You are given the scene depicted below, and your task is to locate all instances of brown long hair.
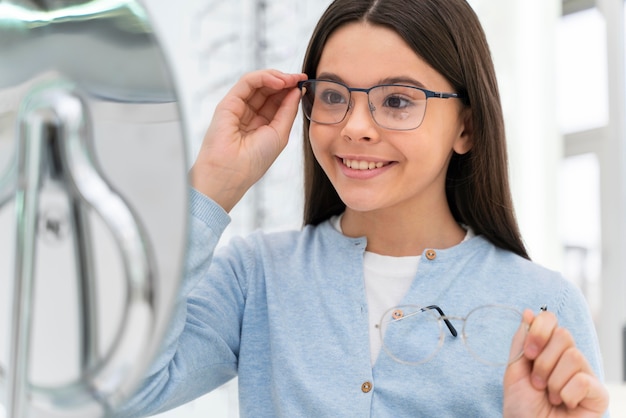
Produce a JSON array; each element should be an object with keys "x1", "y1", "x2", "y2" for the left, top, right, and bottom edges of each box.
[{"x1": 301, "y1": 0, "x2": 529, "y2": 259}]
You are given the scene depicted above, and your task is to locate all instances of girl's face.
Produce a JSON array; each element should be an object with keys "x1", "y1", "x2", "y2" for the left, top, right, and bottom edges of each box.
[{"x1": 310, "y1": 22, "x2": 472, "y2": 217}]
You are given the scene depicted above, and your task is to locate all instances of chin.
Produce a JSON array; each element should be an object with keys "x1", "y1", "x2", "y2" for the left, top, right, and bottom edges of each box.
[{"x1": 340, "y1": 197, "x2": 387, "y2": 214}]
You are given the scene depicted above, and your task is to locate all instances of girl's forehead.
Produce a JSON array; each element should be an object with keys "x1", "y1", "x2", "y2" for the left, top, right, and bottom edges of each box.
[
  {"x1": 320, "y1": 22, "x2": 415, "y2": 62},
  {"x1": 317, "y1": 22, "x2": 451, "y2": 91}
]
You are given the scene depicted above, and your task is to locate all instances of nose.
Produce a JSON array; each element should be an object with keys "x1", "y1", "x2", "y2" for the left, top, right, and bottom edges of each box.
[{"x1": 341, "y1": 92, "x2": 380, "y2": 142}]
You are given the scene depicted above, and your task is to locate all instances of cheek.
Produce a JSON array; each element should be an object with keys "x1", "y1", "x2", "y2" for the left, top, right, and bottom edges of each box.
[
  {"x1": 309, "y1": 124, "x2": 327, "y2": 145},
  {"x1": 422, "y1": 106, "x2": 466, "y2": 148},
  {"x1": 308, "y1": 125, "x2": 335, "y2": 164},
  {"x1": 412, "y1": 121, "x2": 462, "y2": 158}
]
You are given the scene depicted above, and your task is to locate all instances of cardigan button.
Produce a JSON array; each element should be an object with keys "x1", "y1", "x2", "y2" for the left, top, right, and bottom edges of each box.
[
  {"x1": 361, "y1": 381, "x2": 373, "y2": 393},
  {"x1": 425, "y1": 249, "x2": 437, "y2": 260}
]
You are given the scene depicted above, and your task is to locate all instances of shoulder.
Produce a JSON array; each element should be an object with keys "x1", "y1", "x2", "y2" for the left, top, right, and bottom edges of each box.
[
  {"x1": 217, "y1": 219, "x2": 363, "y2": 266},
  {"x1": 469, "y1": 236, "x2": 560, "y2": 278},
  {"x1": 451, "y1": 237, "x2": 599, "y2": 354},
  {"x1": 454, "y1": 236, "x2": 575, "y2": 308},
  {"x1": 212, "y1": 220, "x2": 365, "y2": 298},
  {"x1": 235, "y1": 219, "x2": 363, "y2": 255}
]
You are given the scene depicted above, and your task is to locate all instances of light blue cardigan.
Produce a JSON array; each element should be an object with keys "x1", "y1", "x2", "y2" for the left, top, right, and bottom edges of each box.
[{"x1": 115, "y1": 189, "x2": 605, "y2": 417}]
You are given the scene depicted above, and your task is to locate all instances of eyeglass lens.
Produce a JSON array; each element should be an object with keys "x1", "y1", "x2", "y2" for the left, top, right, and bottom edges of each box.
[
  {"x1": 300, "y1": 80, "x2": 428, "y2": 130},
  {"x1": 462, "y1": 305, "x2": 524, "y2": 366},
  {"x1": 380, "y1": 305, "x2": 525, "y2": 366}
]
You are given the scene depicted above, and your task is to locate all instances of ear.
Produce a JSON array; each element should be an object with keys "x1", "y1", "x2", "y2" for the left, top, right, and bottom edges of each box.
[{"x1": 453, "y1": 108, "x2": 473, "y2": 155}]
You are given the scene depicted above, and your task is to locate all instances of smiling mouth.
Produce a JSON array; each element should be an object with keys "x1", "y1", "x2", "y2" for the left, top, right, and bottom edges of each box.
[{"x1": 342, "y1": 158, "x2": 390, "y2": 170}]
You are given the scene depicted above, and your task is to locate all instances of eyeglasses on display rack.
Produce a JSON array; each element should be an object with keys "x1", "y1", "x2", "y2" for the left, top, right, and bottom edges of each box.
[
  {"x1": 298, "y1": 79, "x2": 465, "y2": 131},
  {"x1": 378, "y1": 304, "x2": 532, "y2": 367}
]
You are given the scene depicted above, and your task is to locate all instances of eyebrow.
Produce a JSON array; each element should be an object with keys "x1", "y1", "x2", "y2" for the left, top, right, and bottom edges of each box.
[{"x1": 316, "y1": 72, "x2": 428, "y2": 89}]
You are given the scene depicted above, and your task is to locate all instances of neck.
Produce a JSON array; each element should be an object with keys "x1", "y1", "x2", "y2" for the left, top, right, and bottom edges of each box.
[{"x1": 341, "y1": 205, "x2": 466, "y2": 257}]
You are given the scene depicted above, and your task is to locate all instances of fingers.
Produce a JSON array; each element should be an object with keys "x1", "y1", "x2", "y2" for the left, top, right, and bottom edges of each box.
[
  {"x1": 523, "y1": 309, "x2": 558, "y2": 361},
  {"x1": 191, "y1": 70, "x2": 307, "y2": 211},
  {"x1": 525, "y1": 311, "x2": 577, "y2": 391},
  {"x1": 244, "y1": 70, "x2": 306, "y2": 114},
  {"x1": 559, "y1": 370, "x2": 610, "y2": 412},
  {"x1": 269, "y1": 86, "x2": 306, "y2": 141},
  {"x1": 543, "y1": 344, "x2": 584, "y2": 405},
  {"x1": 524, "y1": 310, "x2": 608, "y2": 412},
  {"x1": 507, "y1": 315, "x2": 529, "y2": 364},
  {"x1": 502, "y1": 310, "x2": 535, "y2": 389},
  {"x1": 217, "y1": 70, "x2": 307, "y2": 142},
  {"x1": 234, "y1": 69, "x2": 305, "y2": 100},
  {"x1": 226, "y1": 70, "x2": 307, "y2": 119},
  {"x1": 239, "y1": 87, "x2": 294, "y2": 134}
]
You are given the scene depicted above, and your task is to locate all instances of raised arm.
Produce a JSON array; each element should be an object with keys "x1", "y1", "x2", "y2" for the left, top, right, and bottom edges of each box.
[{"x1": 191, "y1": 69, "x2": 307, "y2": 212}]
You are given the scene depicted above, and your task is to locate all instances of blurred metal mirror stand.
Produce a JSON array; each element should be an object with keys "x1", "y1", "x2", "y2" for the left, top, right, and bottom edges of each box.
[{"x1": 0, "y1": 1, "x2": 188, "y2": 417}]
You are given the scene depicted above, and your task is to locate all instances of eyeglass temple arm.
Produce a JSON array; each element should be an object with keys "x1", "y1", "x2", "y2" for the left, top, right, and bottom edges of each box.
[{"x1": 424, "y1": 305, "x2": 458, "y2": 337}]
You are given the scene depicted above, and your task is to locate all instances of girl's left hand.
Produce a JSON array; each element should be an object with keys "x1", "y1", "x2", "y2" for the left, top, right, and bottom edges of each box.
[{"x1": 503, "y1": 309, "x2": 609, "y2": 417}]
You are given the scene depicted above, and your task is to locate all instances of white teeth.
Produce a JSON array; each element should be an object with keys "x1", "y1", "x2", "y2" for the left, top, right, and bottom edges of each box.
[{"x1": 342, "y1": 159, "x2": 386, "y2": 170}]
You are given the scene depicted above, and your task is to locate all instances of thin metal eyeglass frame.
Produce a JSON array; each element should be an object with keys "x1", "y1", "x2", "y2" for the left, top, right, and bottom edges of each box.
[
  {"x1": 297, "y1": 79, "x2": 466, "y2": 131},
  {"x1": 378, "y1": 304, "x2": 527, "y2": 367}
]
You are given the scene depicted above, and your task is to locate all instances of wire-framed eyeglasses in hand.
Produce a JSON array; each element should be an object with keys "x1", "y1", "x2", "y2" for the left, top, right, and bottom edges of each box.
[
  {"x1": 378, "y1": 304, "x2": 528, "y2": 367},
  {"x1": 298, "y1": 79, "x2": 465, "y2": 131}
]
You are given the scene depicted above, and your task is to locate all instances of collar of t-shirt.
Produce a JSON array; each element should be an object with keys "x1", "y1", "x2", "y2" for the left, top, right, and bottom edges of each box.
[{"x1": 329, "y1": 214, "x2": 473, "y2": 365}]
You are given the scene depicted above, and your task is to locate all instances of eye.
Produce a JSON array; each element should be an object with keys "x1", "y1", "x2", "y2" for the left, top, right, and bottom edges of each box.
[
  {"x1": 319, "y1": 89, "x2": 348, "y2": 105},
  {"x1": 382, "y1": 95, "x2": 413, "y2": 109}
]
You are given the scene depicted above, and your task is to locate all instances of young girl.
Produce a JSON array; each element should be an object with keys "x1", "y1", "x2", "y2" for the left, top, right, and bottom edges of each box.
[{"x1": 117, "y1": 0, "x2": 609, "y2": 416}]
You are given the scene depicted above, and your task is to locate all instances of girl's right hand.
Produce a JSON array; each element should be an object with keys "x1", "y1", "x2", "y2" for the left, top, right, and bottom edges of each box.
[{"x1": 190, "y1": 69, "x2": 307, "y2": 212}]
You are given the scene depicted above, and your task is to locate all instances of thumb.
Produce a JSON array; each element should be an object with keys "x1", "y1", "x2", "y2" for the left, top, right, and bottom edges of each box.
[
  {"x1": 269, "y1": 86, "x2": 303, "y2": 146},
  {"x1": 503, "y1": 310, "x2": 534, "y2": 387}
]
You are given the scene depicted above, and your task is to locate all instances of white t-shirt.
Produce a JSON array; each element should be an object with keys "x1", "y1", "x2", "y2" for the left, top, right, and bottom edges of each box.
[{"x1": 330, "y1": 214, "x2": 472, "y2": 365}]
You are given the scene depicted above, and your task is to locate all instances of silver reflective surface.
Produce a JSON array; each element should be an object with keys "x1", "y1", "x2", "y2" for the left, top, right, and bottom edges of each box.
[{"x1": 0, "y1": 1, "x2": 188, "y2": 417}]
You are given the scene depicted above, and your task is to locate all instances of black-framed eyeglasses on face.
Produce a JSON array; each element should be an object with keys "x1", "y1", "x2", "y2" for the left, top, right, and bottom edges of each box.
[{"x1": 298, "y1": 79, "x2": 465, "y2": 131}]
